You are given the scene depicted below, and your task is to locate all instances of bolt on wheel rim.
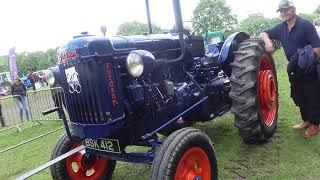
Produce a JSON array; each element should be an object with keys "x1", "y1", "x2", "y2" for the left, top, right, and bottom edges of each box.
[
  {"x1": 175, "y1": 147, "x2": 211, "y2": 180},
  {"x1": 258, "y1": 55, "x2": 277, "y2": 127},
  {"x1": 66, "y1": 142, "x2": 108, "y2": 180}
]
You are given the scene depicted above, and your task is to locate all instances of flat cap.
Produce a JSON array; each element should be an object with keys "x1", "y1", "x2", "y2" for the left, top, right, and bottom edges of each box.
[{"x1": 276, "y1": 0, "x2": 294, "y2": 12}]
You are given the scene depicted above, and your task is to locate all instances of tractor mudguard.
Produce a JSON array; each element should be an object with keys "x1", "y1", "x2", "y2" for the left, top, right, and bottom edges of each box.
[{"x1": 217, "y1": 32, "x2": 250, "y2": 65}]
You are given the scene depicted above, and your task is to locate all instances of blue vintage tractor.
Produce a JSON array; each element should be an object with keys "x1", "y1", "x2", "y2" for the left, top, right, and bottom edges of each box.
[{"x1": 46, "y1": 0, "x2": 279, "y2": 179}]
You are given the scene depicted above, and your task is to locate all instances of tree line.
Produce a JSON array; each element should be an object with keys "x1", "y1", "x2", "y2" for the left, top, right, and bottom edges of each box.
[
  {"x1": 0, "y1": 48, "x2": 59, "y2": 76},
  {"x1": 0, "y1": 0, "x2": 319, "y2": 76}
]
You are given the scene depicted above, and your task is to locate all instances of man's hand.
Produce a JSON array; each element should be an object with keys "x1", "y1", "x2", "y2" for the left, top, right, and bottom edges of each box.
[
  {"x1": 265, "y1": 40, "x2": 275, "y2": 53},
  {"x1": 260, "y1": 32, "x2": 275, "y2": 53},
  {"x1": 314, "y1": 47, "x2": 320, "y2": 62}
]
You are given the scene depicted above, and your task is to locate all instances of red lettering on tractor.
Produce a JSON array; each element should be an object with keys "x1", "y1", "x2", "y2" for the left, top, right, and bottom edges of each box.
[
  {"x1": 105, "y1": 63, "x2": 119, "y2": 107},
  {"x1": 58, "y1": 49, "x2": 79, "y2": 62}
]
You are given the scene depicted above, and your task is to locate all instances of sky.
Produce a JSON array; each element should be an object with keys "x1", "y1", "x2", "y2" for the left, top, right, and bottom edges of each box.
[{"x1": 0, "y1": 0, "x2": 319, "y2": 56}]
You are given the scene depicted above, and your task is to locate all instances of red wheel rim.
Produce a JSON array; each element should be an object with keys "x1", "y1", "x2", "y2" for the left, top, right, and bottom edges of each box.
[
  {"x1": 258, "y1": 55, "x2": 277, "y2": 127},
  {"x1": 175, "y1": 147, "x2": 211, "y2": 180},
  {"x1": 66, "y1": 142, "x2": 108, "y2": 180}
]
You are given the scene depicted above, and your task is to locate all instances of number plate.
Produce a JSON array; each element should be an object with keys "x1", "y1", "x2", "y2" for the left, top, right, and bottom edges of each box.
[{"x1": 83, "y1": 138, "x2": 121, "y2": 154}]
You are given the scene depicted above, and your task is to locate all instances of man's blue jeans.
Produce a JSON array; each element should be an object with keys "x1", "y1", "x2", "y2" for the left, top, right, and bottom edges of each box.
[{"x1": 15, "y1": 96, "x2": 30, "y2": 122}]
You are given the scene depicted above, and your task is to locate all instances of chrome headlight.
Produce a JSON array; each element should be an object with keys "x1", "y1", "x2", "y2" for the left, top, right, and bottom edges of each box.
[
  {"x1": 45, "y1": 69, "x2": 55, "y2": 86},
  {"x1": 126, "y1": 50, "x2": 156, "y2": 78},
  {"x1": 126, "y1": 52, "x2": 144, "y2": 77}
]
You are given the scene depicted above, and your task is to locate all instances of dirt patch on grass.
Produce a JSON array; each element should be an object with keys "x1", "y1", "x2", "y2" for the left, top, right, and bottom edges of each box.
[{"x1": 224, "y1": 129, "x2": 283, "y2": 179}]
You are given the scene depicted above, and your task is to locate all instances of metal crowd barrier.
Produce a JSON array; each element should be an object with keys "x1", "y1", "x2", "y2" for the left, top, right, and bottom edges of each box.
[
  {"x1": 27, "y1": 87, "x2": 68, "y2": 122},
  {"x1": 0, "y1": 87, "x2": 68, "y2": 132},
  {"x1": 0, "y1": 86, "x2": 72, "y2": 179},
  {"x1": 0, "y1": 95, "x2": 28, "y2": 132}
]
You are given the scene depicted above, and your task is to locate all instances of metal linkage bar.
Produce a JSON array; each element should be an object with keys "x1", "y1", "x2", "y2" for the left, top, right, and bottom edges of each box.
[
  {"x1": 16, "y1": 145, "x2": 85, "y2": 180},
  {"x1": 0, "y1": 126, "x2": 64, "y2": 154},
  {"x1": 142, "y1": 97, "x2": 208, "y2": 140}
]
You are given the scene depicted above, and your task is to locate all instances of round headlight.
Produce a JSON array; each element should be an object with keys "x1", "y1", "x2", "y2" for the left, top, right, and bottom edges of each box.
[
  {"x1": 45, "y1": 69, "x2": 55, "y2": 86},
  {"x1": 126, "y1": 52, "x2": 144, "y2": 77}
]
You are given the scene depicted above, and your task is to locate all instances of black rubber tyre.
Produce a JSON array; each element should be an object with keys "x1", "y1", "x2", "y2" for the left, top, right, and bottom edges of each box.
[
  {"x1": 151, "y1": 127, "x2": 217, "y2": 180},
  {"x1": 50, "y1": 133, "x2": 116, "y2": 180},
  {"x1": 230, "y1": 39, "x2": 278, "y2": 144}
]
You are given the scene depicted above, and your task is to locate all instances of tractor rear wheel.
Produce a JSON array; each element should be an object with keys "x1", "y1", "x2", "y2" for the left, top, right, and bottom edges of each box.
[
  {"x1": 50, "y1": 133, "x2": 116, "y2": 180},
  {"x1": 230, "y1": 39, "x2": 278, "y2": 144},
  {"x1": 151, "y1": 127, "x2": 217, "y2": 180}
]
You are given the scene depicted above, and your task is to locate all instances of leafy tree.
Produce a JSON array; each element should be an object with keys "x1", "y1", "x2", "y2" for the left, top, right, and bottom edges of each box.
[
  {"x1": 0, "y1": 48, "x2": 60, "y2": 76},
  {"x1": 43, "y1": 48, "x2": 59, "y2": 69},
  {"x1": 299, "y1": 13, "x2": 318, "y2": 22},
  {"x1": 117, "y1": 21, "x2": 162, "y2": 36},
  {"x1": 236, "y1": 15, "x2": 281, "y2": 37},
  {"x1": 315, "y1": 5, "x2": 320, "y2": 14},
  {"x1": 0, "y1": 47, "x2": 58, "y2": 76},
  {"x1": 192, "y1": 0, "x2": 238, "y2": 36},
  {"x1": 0, "y1": 56, "x2": 9, "y2": 72},
  {"x1": 16, "y1": 52, "x2": 40, "y2": 75},
  {"x1": 298, "y1": 5, "x2": 320, "y2": 23}
]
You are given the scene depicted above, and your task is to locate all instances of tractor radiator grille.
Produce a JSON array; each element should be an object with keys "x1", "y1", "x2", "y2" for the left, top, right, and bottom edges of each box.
[{"x1": 60, "y1": 58, "x2": 122, "y2": 124}]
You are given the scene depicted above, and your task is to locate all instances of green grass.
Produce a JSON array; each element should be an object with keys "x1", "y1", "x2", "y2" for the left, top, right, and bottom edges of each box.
[
  {"x1": 0, "y1": 121, "x2": 64, "y2": 180},
  {"x1": 0, "y1": 49, "x2": 319, "y2": 179}
]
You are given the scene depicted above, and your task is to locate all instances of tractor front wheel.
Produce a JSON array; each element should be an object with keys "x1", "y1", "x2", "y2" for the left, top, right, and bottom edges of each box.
[
  {"x1": 50, "y1": 133, "x2": 116, "y2": 180},
  {"x1": 151, "y1": 127, "x2": 217, "y2": 180},
  {"x1": 230, "y1": 39, "x2": 278, "y2": 144}
]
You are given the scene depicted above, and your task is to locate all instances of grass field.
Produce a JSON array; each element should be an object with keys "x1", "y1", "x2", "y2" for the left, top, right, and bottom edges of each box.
[{"x1": 0, "y1": 49, "x2": 319, "y2": 179}]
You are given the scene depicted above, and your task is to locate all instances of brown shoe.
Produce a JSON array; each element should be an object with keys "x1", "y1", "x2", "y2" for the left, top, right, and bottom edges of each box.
[
  {"x1": 293, "y1": 121, "x2": 312, "y2": 130},
  {"x1": 304, "y1": 125, "x2": 320, "y2": 138}
]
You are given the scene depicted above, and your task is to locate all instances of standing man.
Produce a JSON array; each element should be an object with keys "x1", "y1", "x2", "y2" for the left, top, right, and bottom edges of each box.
[
  {"x1": 12, "y1": 76, "x2": 30, "y2": 122},
  {"x1": 28, "y1": 70, "x2": 36, "y2": 91},
  {"x1": 260, "y1": 0, "x2": 320, "y2": 138},
  {"x1": 0, "y1": 97, "x2": 5, "y2": 127}
]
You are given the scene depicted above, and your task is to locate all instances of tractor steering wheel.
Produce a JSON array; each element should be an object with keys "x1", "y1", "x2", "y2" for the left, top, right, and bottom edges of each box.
[{"x1": 184, "y1": 21, "x2": 208, "y2": 44}]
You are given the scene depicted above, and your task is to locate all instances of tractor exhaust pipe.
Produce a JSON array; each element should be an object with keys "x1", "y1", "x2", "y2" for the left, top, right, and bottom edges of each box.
[
  {"x1": 161, "y1": 0, "x2": 186, "y2": 65},
  {"x1": 146, "y1": 0, "x2": 186, "y2": 67},
  {"x1": 145, "y1": 0, "x2": 152, "y2": 34},
  {"x1": 173, "y1": 0, "x2": 184, "y2": 33}
]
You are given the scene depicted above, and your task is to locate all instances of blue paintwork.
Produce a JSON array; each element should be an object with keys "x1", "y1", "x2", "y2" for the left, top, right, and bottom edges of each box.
[
  {"x1": 54, "y1": 30, "x2": 245, "y2": 165},
  {"x1": 84, "y1": 136, "x2": 160, "y2": 164},
  {"x1": 45, "y1": 0, "x2": 255, "y2": 170},
  {"x1": 59, "y1": 58, "x2": 125, "y2": 128},
  {"x1": 48, "y1": 66, "x2": 61, "y2": 85},
  {"x1": 86, "y1": 148, "x2": 156, "y2": 164},
  {"x1": 60, "y1": 34, "x2": 181, "y2": 63},
  {"x1": 217, "y1": 32, "x2": 250, "y2": 65},
  {"x1": 142, "y1": 96, "x2": 208, "y2": 140}
]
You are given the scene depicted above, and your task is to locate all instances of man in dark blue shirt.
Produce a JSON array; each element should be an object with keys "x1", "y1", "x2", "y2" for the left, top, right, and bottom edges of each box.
[{"x1": 260, "y1": 0, "x2": 320, "y2": 138}]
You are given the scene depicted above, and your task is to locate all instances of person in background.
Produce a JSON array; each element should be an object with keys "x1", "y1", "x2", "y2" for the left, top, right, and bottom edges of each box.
[
  {"x1": 27, "y1": 70, "x2": 36, "y2": 91},
  {"x1": 11, "y1": 75, "x2": 30, "y2": 122},
  {"x1": 260, "y1": 0, "x2": 320, "y2": 138},
  {"x1": 314, "y1": 18, "x2": 320, "y2": 37},
  {"x1": 0, "y1": 97, "x2": 5, "y2": 127}
]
